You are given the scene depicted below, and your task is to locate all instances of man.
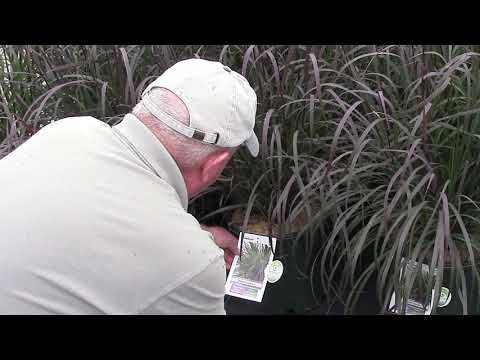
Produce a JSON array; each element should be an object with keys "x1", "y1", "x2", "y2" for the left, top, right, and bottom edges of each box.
[{"x1": 0, "y1": 58, "x2": 259, "y2": 314}]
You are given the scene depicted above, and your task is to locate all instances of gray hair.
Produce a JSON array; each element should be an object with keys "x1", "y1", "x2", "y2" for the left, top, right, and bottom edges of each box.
[{"x1": 132, "y1": 87, "x2": 233, "y2": 169}]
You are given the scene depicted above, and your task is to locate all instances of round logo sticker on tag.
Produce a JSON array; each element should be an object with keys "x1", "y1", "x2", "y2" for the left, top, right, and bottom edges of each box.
[
  {"x1": 438, "y1": 287, "x2": 452, "y2": 308},
  {"x1": 266, "y1": 260, "x2": 284, "y2": 283}
]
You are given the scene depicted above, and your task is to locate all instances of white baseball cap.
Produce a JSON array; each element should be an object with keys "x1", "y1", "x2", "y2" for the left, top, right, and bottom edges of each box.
[{"x1": 140, "y1": 58, "x2": 259, "y2": 157}]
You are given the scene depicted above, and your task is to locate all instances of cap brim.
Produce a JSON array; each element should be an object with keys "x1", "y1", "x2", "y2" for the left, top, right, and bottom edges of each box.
[{"x1": 244, "y1": 133, "x2": 259, "y2": 157}]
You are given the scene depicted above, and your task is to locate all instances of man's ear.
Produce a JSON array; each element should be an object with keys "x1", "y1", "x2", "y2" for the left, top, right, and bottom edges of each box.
[{"x1": 200, "y1": 150, "x2": 231, "y2": 183}]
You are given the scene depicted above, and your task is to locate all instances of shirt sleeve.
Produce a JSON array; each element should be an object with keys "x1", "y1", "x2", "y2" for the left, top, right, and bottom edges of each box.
[{"x1": 139, "y1": 255, "x2": 227, "y2": 315}]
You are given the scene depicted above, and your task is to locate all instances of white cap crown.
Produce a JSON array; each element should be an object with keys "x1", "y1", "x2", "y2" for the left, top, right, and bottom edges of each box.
[{"x1": 141, "y1": 58, "x2": 259, "y2": 157}]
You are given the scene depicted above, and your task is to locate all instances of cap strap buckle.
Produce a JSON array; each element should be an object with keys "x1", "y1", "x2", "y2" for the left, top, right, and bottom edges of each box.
[{"x1": 192, "y1": 130, "x2": 219, "y2": 144}]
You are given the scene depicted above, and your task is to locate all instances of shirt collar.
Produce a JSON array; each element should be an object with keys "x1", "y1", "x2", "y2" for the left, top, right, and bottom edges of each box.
[{"x1": 112, "y1": 113, "x2": 189, "y2": 210}]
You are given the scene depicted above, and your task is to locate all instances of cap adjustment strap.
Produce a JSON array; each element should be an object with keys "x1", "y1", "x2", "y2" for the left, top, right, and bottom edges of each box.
[{"x1": 142, "y1": 90, "x2": 220, "y2": 145}]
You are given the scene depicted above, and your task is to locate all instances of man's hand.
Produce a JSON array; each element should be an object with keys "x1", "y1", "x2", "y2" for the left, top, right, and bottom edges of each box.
[{"x1": 201, "y1": 225, "x2": 240, "y2": 270}]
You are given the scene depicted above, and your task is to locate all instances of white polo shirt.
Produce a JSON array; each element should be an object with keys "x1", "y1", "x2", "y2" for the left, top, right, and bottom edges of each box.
[{"x1": 0, "y1": 114, "x2": 226, "y2": 314}]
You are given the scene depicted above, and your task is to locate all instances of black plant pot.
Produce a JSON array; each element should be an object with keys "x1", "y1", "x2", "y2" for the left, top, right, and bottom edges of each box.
[
  {"x1": 224, "y1": 224, "x2": 323, "y2": 315},
  {"x1": 382, "y1": 259, "x2": 480, "y2": 315},
  {"x1": 434, "y1": 265, "x2": 480, "y2": 315},
  {"x1": 310, "y1": 242, "x2": 383, "y2": 315},
  {"x1": 224, "y1": 223, "x2": 388, "y2": 315}
]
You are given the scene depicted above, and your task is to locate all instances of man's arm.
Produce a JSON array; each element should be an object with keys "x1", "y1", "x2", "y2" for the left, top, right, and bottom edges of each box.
[
  {"x1": 139, "y1": 255, "x2": 227, "y2": 315},
  {"x1": 200, "y1": 225, "x2": 239, "y2": 270}
]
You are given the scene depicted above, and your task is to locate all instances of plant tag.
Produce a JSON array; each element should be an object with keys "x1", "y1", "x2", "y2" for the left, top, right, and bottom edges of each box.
[
  {"x1": 388, "y1": 290, "x2": 434, "y2": 315},
  {"x1": 438, "y1": 287, "x2": 452, "y2": 307},
  {"x1": 225, "y1": 232, "x2": 277, "y2": 303},
  {"x1": 266, "y1": 260, "x2": 284, "y2": 283},
  {"x1": 388, "y1": 258, "x2": 451, "y2": 315}
]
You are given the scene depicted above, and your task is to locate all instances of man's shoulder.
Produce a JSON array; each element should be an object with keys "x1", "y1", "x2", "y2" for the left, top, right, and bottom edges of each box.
[
  {"x1": 43, "y1": 116, "x2": 110, "y2": 133},
  {"x1": 54, "y1": 115, "x2": 107, "y2": 125},
  {"x1": 30, "y1": 116, "x2": 111, "y2": 146}
]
